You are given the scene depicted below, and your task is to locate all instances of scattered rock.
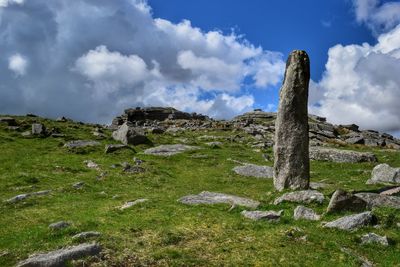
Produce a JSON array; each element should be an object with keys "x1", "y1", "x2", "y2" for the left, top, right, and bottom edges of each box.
[
  {"x1": 241, "y1": 210, "x2": 283, "y2": 221},
  {"x1": 367, "y1": 163, "x2": 400, "y2": 185},
  {"x1": 293, "y1": 206, "x2": 320, "y2": 221},
  {"x1": 309, "y1": 147, "x2": 377, "y2": 163},
  {"x1": 32, "y1": 123, "x2": 46, "y2": 135},
  {"x1": 323, "y1": 212, "x2": 376, "y2": 231},
  {"x1": 5, "y1": 190, "x2": 51, "y2": 203},
  {"x1": 64, "y1": 140, "x2": 100, "y2": 149},
  {"x1": 232, "y1": 164, "x2": 273, "y2": 179},
  {"x1": 309, "y1": 182, "x2": 328, "y2": 189},
  {"x1": 49, "y1": 221, "x2": 70, "y2": 230},
  {"x1": 179, "y1": 191, "x2": 260, "y2": 209},
  {"x1": 72, "y1": 232, "x2": 101, "y2": 241},
  {"x1": 112, "y1": 122, "x2": 148, "y2": 145},
  {"x1": 104, "y1": 144, "x2": 128, "y2": 154},
  {"x1": 72, "y1": 182, "x2": 85, "y2": 189},
  {"x1": 326, "y1": 189, "x2": 367, "y2": 214},
  {"x1": 16, "y1": 243, "x2": 101, "y2": 267},
  {"x1": 120, "y1": 199, "x2": 149, "y2": 210},
  {"x1": 355, "y1": 193, "x2": 400, "y2": 209},
  {"x1": 205, "y1": 141, "x2": 222, "y2": 148},
  {"x1": 84, "y1": 160, "x2": 99, "y2": 170},
  {"x1": 274, "y1": 50, "x2": 310, "y2": 191},
  {"x1": 361, "y1": 233, "x2": 389, "y2": 246},
  {"x1": 122, "y1": 163, "x2": 145, "y2": 174},
  {"x1": 144, "y1": 144, "x2": 199, "y2": 156},
  {"x1": 274, "y1": 190, "x2": 324, "y2": 205}
]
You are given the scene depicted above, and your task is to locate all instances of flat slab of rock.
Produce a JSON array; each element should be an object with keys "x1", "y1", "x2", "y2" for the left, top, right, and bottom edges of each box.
[
  {"x1": 309, "y1": 147, "x2": 377, "y2": 163},
  {"x1": 179, "y1": 191, "x2": 260, "y2": 209},
  {"x1": 144, "y1": 144, "x2": 199, "y2": 156},
  {"x1": 326, "y1": 189, "x2": 367, "y2": 214},
  {"x1": 323, "y1": 212, "x2": 376, "y2": 231},
  {"x1": 120, "y1": 198, "x2": 149, "y2": 210},
  {"x1": 64, "y1": 140, "x2": 100, "y2": 149},
  {"x1": 294, "y1": 205, "x2": 320, "y2": 221},
  {"x1": 105, "y1": 144, "x2": 128, "y2": 154},
  {"x1": 232, "y1": 164, "x2": 273, "y2": 179},
  {"x1": 367, "y1": 164, "x2": 400, "y2": 185},
  {"x1": 361, "y1": 233, "x2": 389, "y2": 246},
  {"x1": 355, "y1": 193, "x2": 400, "y2": 209},
  {"x1": 380, "y1": 186, "x2": 400, "y2": 196},
  {"x1": 72, "y1": 231, "x2": 101, "y2": 240},
  {"x1": 241, "y1": 210, "x2": 283, "y2": 221},
  {"x1": 274, "y1": 190, "x2": 324, "y2": 205},
  {"x1": 0, "y1": 117, "x2": 17, "y2": 126},
  {"x1": 17, "y1": 243, "x2": 101, "y2": 267},
  {"x1": 49, "y1": 221, "x2": 70, "y2": 230},
  {"x1": 5, "y1": 190, "x2": 51, "y2": 203}
]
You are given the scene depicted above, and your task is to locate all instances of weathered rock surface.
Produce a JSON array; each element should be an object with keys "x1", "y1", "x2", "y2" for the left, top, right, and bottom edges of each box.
[
  {"x1": 112, "y1": 122, "x2": 148, "y2": 145},
  {"x1": 326, "y1": 189, "x2": 367, "y2": 214},
  {"x1": 0, "y1": 117, "x2": 17, "y2": 126},
  {"x1": 120, "y1": 198, "x2": 149, "y2": 210},
  {"x1": 104, "y1": 144, "x2": 128, "y2": 154},
  {"x1": 309, "y1": 147, "x2": 377, "y2": 163},
  {"x1": 72, "y1": 231, "x2": 101, "y2": 241},
  {"x1": 323, "y1": 212, "x2": 376, "y2": 231},
  {"x1": 241, "y1": 210, "x2": 283, "y2": 221},
  {"x1": 49, "y1": 221, "x2": 70, "y2": 230},
  {"x1": 179, "y1": 191, "x2": 260, "y2": 209},
  {"x1": 84, "y1": 160, "x2": 99, "y2": 169},
  {"x1": 293, "y1": 206, "x2": 320, "y2": 221},
  {"x1": 380, "y1": 186, "x2": 400, "y2": 196},
  {"x1": 361, "y1": 233, "x2": 389, "y2": 246},
  {"x1": 32, "y1": 123, "x2": 46, "y2": 135},
  {"x1": 64, "y1": 140, "x2": 100, "y2": 149},
  {"x1": 274, "y1": 50, "x2": 310, "y2": 191},
  {"x1": 355, "y1": 193, "x2": 400, "y2": 209},
  {"x1": 16, "y1": 243, "x2": 101, "y2": 267},
  {"x1": 367, "y1": 164, "x2": 400, "y2": 185},
  {"x1": 232, "y1": 164, "x2": 273, "y2": 179},
  {"x1": 5, "y1": 190, "x2": 51, "y2": 203},
  {"x1": 274, "y1": 190, "x2": 324, "y2": 205},
  {"x1": 144, "y1": 144, "x2": 199, "y2": 156}
]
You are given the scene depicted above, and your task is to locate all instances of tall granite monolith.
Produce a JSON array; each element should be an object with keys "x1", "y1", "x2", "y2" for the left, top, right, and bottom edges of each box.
[{"x1": 273, "y1": 50, "x2": 310, "y2": 191}]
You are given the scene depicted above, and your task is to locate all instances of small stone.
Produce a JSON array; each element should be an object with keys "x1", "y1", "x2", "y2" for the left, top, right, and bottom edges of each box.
[
  {"x1": 49, "y1": 221, "x2": 70, "y2": 230},
  {"x1": 326, "y1": 189, "x2": 367, "y2": 214},
  {"x1": 293, "y1": 206, "x2": 320, "y2": 221},
  {"x1": 120, "y1": 199, "x2": 149, "y2": 210},
  {"x1": 205, "y1": 142, "x2": 222, "y2": 148},
  {"x1": 274, "y1": 190, "x2": 324, "y2": 205},
  {"x1": 104, "y1": 144, "x2": 128, "y2": 154},
  {"x1": 16, "y1": 243, "x2": 101, "y2": 267},
  {"x1": 72, "y1": 231, "x2": 101, "y2": 240},
  {"x1": 64, "y1": 140, "x2": 101, "y2": 149},
  {"x1": 5, "y1": 194, "x2": 29, "y2": 203},
  {"x1": 241, "y1": 210, "x2": 283, "y2": 221},
  {"x1": 323, "y1": 212, "x2": 376, "y2": 231},
  {"x1": 84, "y1": 160, "x2": 99, "y2": 169},
  {"x1": 144, "y1": 144, "x2": 199, "y2": 156},
  {"x1": 361, "y1": 233, "x2": 389, "y2": 246},
  {"x1": 21, "y1": 131, "x2": 31, "y2": 137},
  {"x1": 309, "y1": 182, "x2": 328, "y2": 189},
  {"x1": 72, "y1": 182, "x2": 85, "y2": 189},
  {"x1": 232, "y1": 164, "x2": 273, "y2": 179},
  {"x1": 179, "y1": 191, "x2": 260, "y2": 209}
]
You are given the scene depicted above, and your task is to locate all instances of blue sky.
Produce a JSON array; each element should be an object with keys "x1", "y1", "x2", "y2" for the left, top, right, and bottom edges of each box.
[{"x1": 0, "y1": 0, "x2": 399, "y2": 134}]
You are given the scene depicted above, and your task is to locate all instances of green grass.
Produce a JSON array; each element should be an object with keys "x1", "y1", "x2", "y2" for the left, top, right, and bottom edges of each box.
[{"x1": 0, "y1": 116, "x2": 399, "y2": 266}]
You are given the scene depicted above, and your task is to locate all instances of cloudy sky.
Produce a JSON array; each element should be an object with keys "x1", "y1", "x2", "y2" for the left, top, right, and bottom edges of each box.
[{"x1": 0, "y1": 0, "x2": 399, "y2": 135}]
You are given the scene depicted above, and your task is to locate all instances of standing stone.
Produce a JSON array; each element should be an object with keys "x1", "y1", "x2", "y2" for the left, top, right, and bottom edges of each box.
[{"x1": 274, "y1": 50, "x2": 310, "y2": 191}]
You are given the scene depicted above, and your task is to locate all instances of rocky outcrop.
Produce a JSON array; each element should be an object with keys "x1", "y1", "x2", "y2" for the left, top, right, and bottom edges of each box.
[
  {"x1": 355, "y1": 193, "x2": 400, "y2": 209},
  {"x1": 309, "y1": 147, "x2": 377, "y2": 163},
  {"x1": 273, "y1": 50, "x2": 310, "y2": 191}
]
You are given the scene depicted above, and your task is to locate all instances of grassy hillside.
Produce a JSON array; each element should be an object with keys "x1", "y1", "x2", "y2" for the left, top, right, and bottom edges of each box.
[{"x1": 0, "y1": 116, "x2": 399, "y2": 266}]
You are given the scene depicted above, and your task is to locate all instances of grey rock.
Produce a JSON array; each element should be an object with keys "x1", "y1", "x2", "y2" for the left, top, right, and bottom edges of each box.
[
  {"x1": 112, "y1": 122, "x2": 148, "y2": 145},
  {"x1": 5, "y1": 190, "x2": 51, "y2": 203},
  {"x1": 309, "y1": 182, "x2": 328, "y2": 189},
  {"x1": 345, "y1": 136, "x2": 364, "y2": 145},
  {"x1": 119, "y1": 199, "x2": 149, "y2": 210},
  {"x1": 0, "y1": 117, "x2": 17, "y2": 126},
  {"x1": 326, "y1": 189, "x2": 367, "y2": 214},
  {"x1": 72, "y1": 231, "x2": 101, "y2": 241},
  {"x1": 241, "y1": 210, "x2": 283, "y2": 221},
  {"x1": 32, "y1": 123, "x2": 46, "y2": 135},
  {"x1": 150, "y1": 127, "x2": 165, "y2": 134},
  {"x1": 380, "y1": 186, "x2": 400, "y2": 196},
  {"x1": 104, "y1": 144, "x2": 128, "y2": 154},
  {"x1": 56, "y1": 116, "x2": 68, "y2": 122},
  {"x1": 179, "y1": 191, "x2": 260, "y2": 209},
  {"x1": 16, "y1": 243, "x2": 101, "y2": 267},
  {"x1": 205, "y1": 141, "x2": 222, "y2": 148},
  {"x1": 339, "y1": 124, "x2": 359, "y2": 132},
  {"x1": 122, "y1": 163, "x2": 145, "y2": 174},
  {"x1": 293, "y1": 205, "x2": 320, "y2": 221},
  {"x1": 309, "y1": 147, "x2": 377, "y2": 163},
  {"x1": 274, "y1": 50, "x2": 310, "y2": 191},
  {"x1": 361, "y1": 233, "x2": 389, "y2": 246},
  {"x1": 274, "y1": 190, "x2": 324, "y2": 205},
  {"x1": 355, "y1": 193, "x2": 400, "y2": 209},
  {"x1": 72, "y1": 182, "x2": 84, "y2": 189},
  {"x1": 64, "y1": 140, "x2": 100, "y2": 149},
  {"x1": 323, "y1": 212, "x2": 376, "y2": 231},
  {"x1": 84, "y1": 160, "x2": 99, "y2": 169},
  {"x1": 367, "y1": 164, "x2": 400, "y2": 185},
  {"x1": 49, "y1": 221, "x2": 70, "y2": 230},
  {"x1": 144, "y1": 144, "x2": 199, "y2": 156},
  {"x1": 232, "y1": 164, "x2": 273, "y2": 179}
]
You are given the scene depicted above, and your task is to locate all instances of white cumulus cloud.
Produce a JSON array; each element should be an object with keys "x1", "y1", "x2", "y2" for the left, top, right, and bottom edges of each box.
[{"x1": 8, "y1": 53, "x2": 28, "y2": 76}]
